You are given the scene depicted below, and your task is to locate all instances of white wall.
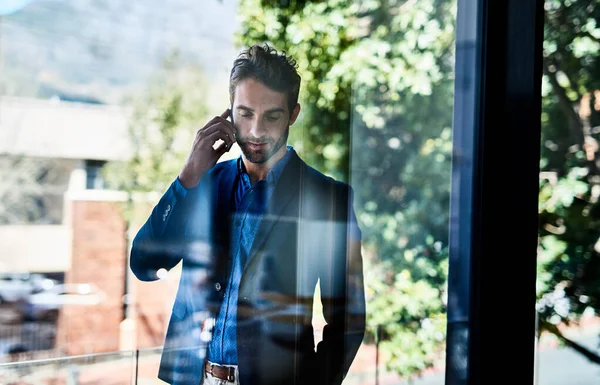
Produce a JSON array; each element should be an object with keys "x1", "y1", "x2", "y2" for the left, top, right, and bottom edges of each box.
[{"x1": 0, "y1": 225, "x2": 70, "y2": 273}]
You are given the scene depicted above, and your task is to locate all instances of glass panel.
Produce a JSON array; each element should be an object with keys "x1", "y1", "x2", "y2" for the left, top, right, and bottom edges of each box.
[
  {"x1": 0, "y1": 351, "x2": 134, "y2": 384},
  {"x1": 0, "y1": 1, "x2": 458, "y2": 384},
  {"x1": 536, "y1": 1, "x2": 600, "y2": 384},
  {"x1": 346, "y1": 2, "x2": 455, "y2": 383},
  {"x1": 136, "y1": 346, "x2": 170, "y2": 385}
]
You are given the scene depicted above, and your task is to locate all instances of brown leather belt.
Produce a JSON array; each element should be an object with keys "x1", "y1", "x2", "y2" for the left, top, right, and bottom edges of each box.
[{"x1": 205, "y1": 361, "x2": 235, "y2": 382}]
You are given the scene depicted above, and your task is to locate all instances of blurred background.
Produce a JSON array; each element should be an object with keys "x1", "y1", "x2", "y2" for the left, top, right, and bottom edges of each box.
[{"x1": 0, "y1": 0, "x2": 599, "y2": 384}]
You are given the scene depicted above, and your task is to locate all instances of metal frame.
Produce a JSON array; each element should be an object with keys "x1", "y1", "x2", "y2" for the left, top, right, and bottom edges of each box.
[{"x1": 445, "y1": 0, "x2": 545, "y2": 384}]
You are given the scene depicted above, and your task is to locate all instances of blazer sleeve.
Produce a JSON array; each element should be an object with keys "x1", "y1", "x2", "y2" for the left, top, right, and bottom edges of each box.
[
  {"x1": 130, "y1": 177, "x2": 200, "y2": 281},
  {"x1": 315, "y1": 183, "x2": 366, "y2": 385}
]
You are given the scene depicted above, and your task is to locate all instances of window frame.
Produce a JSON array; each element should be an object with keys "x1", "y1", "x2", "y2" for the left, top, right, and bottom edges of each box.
[{"x1": 445, "y1": 0, "x2": 545, "y2": 384}]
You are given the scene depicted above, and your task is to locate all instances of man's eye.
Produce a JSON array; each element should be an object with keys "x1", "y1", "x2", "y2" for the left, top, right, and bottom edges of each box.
[
  {"x1": 240, "y1": 114, "x2": 252, "y2": 118},
  {"x1": 266, "y1": 116, "x2": 279, "y2": 122}
]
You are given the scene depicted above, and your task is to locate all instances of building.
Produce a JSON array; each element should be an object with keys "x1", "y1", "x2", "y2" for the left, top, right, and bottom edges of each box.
[{"x1": 0, "y1": 95, "x2": 181, "y2": 356}]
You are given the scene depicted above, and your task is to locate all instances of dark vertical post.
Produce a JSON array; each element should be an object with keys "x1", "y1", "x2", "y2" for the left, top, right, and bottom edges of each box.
[
  {"x1": 135, "y1": 349, "x2": 139, "y2": 385},
  {"x1": 444, "y1": 0, "x2": 480, "y2": 383},
  {"x1": 445, "y1": 0, "x2": 544, "y2": 384},
  {"x1": 375, "y1": 325, "x2": 381, "y2": 385}
]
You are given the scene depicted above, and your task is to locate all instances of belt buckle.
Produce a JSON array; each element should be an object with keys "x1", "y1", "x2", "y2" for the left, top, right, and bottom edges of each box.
[
  {"x1": 208, "y1": 363, "x2": 235, "y2": 382},
  {"x1": 226, "y1": 367, "x2": 235, "y2": 382}
]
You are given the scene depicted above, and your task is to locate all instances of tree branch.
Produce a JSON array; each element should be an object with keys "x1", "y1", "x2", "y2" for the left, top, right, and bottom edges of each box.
[
  {"x1": 543, "y1": 57, "x2": 585, "y2": 147},
  {"x1": 541, "y1": 320, "x2": 600, "y2": 365}
]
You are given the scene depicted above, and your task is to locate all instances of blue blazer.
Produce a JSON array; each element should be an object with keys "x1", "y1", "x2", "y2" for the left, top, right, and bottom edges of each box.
[{"x1": 130, "y1": 152, "x2": 366, "y2": 385}]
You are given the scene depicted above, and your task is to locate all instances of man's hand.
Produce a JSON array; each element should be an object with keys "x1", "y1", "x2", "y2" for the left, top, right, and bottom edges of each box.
[{"x1": 178, "y1": 109, "x2": 236, "y2": 188}]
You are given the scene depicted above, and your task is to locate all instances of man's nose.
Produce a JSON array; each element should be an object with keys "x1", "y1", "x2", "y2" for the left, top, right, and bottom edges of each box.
[{"x1": 249, "y1": 118, "x2": 267, "y2": 138}]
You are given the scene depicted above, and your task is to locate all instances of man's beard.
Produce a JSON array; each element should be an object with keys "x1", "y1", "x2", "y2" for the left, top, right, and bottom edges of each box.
[{"x1": 238, "y1": 127, "x2": 289, "y2": 164}]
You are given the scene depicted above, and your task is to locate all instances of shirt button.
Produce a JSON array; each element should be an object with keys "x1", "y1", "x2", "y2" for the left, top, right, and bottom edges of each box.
[
  {"x1": 214, "y1": 282, "x2": 221, "y2": 291},
  {"x1": 162, "y1": 205, "x2": 171, "y2": 221}
]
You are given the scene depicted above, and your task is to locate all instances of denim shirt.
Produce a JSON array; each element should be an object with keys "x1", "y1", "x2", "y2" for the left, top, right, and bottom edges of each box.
[{"x1": 207, "y1": 146, "x2": 295, "y2": 365}]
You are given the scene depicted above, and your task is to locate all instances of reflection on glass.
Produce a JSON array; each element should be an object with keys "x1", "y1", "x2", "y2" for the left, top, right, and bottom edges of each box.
[
  {"x1": 0, "y1": 1, "x2": 459, "y2": 384},
  {"x1": 129, "y1": 43, "x2": 367, "y2": 385}
]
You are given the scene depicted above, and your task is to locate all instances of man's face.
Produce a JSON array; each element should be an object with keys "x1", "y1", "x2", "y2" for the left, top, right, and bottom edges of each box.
[{"x1": 232, "y1": 78, "x2": 300, "y2": 164}]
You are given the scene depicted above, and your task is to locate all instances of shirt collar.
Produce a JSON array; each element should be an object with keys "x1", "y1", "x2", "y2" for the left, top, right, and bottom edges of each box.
[{"x1": 237, "y1": 145, "x2": 294, "y2": 186}]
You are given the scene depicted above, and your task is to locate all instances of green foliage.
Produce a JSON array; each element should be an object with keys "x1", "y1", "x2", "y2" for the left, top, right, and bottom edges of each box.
[
  {"x1": 103, "y1": 51, "x2": 209, "y2": 225},
  {"x1": 237, "y1": 0, "x2": 456, "y2": 377},
  {"x1": 537, "y1": 0, "x2": 600, "y2": 360}
]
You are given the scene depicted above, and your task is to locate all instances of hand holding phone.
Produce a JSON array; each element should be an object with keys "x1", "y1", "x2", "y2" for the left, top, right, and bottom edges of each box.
[{"x1": 178, "y1": 108, "x2": 237, "y2": 189}]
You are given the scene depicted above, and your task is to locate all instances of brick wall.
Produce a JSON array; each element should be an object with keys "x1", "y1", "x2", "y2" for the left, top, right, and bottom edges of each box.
[
  {"x1": 55, "y1": 197, "x2": 178, "y2": 356},
  {"x1": 56, "y1": 200, "x2": 127, "y2": 355},
  {"x1": 133, "y1": 271, "x2": 179, "y2": 348}
]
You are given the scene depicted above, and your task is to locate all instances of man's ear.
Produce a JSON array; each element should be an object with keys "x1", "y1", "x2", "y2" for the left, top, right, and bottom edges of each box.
[{"x1": 288, "y1": 104, "x2": 301, "y2": 126}]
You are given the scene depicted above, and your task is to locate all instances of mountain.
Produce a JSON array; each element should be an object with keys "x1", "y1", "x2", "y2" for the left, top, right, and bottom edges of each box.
[{"x1": 0, "y1": 0, "x2": 240, "y2": 105}]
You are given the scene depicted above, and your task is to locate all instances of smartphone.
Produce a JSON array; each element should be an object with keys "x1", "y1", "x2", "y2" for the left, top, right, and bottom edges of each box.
[{"x1": 229, "y1": 104, "x2": 237, "y2": 139}]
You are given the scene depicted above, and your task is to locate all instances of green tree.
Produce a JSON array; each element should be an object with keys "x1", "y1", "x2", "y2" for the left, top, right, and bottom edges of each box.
[
  {"x1": 237, "y1": 0, "x2": 456, "y2": 378},
  {"x1": 537, "y1": 0, "x2": 600, "y2": 364}
]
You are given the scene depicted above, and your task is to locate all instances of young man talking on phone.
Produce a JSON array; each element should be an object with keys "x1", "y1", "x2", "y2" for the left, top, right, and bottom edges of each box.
[{"x1": 130, "y1": 44, "x2": 366, "y2": 385}]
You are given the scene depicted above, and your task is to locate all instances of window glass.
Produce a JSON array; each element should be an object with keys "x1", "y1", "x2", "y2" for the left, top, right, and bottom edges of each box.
[
  {"x1": 536, "y1": 2, "x2": 600, "y2": 384},
  {"x1": 0, "y1": 1, "x2": 458, "y2": 384}
]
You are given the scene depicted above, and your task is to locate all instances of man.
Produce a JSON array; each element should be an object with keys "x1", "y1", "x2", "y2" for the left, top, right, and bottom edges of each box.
[{"x1": 130, "y1": 44, "x2": 365, "y2": 385}]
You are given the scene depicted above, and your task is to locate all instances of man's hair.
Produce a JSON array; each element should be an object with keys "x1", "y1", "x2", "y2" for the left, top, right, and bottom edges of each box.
[{"x1": 229, "y1": 43, "x2": 301, "y2": 113}]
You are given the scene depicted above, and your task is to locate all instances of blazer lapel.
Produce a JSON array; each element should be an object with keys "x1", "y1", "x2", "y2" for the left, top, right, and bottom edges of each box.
[
  {"x1": 185, "y1": 160, "x2": 237, "y2": 240},
  {"x1": 188, "y1": 160, "x2": 238, "y2": 317},
  {"x1": 212, "y1": 159, "x2": 238, "y2": 268},
  {"x1": 246, "y1": 152, "x2": 304, "y2": 263},
  {"x1": 214, "y1": 160, "x2": 238, "y2": 226}
]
